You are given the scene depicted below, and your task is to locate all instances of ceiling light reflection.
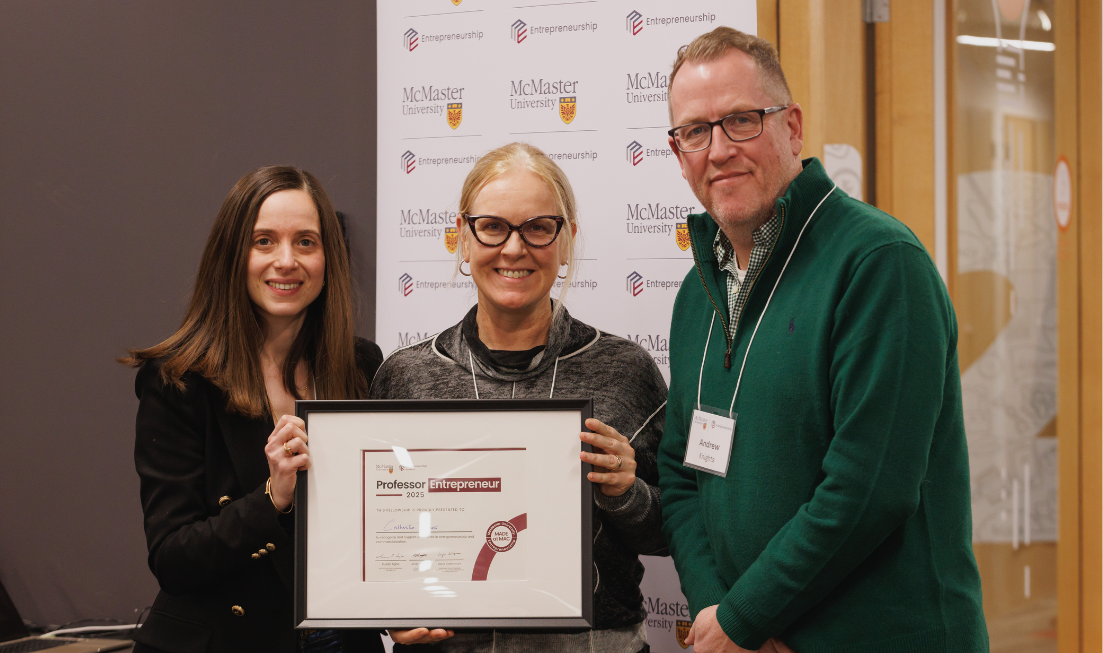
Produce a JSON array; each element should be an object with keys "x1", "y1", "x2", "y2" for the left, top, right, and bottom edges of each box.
[
  {"x1": 1037, "y1": 9, "x2": 1051, "y2": 31},
  {"x1": 956, "y1": 35, "x2": 1055, "y2": 51}
]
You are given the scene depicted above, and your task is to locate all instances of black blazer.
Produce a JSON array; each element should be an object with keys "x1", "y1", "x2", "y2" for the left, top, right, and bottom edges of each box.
[{"x1": 132, "y1": 340, "x2": 384, "y2": 653}]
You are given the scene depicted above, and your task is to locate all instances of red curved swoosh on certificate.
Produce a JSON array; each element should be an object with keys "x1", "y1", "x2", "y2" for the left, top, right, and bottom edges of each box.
[{"x1": 471, "y1": 513, "x2": 527, "y2": 581}]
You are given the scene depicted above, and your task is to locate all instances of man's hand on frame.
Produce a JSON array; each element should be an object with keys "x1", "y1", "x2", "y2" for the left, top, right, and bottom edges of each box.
[{"x1": 684, "y1": 605, "x2": 796, "y2": 653}]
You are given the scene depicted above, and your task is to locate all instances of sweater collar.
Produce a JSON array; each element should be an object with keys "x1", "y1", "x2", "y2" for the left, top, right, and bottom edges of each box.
[{"x1": 434, "y1": 302, "x2": 597, "y2": 381}]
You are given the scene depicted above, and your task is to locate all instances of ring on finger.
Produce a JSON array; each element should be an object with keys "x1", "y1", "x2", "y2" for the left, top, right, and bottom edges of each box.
[
  {"x1": 284, "y1": 442, "x2": 294, "y2": 457},
  {"x1": 611, "y1": 454, "x2": 622, "y2": 472}
]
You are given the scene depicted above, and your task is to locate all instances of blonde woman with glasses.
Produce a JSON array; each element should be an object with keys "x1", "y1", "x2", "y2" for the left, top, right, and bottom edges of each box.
[{"x1": 371, "y1": 142, "x2": 669, "y2": 653}]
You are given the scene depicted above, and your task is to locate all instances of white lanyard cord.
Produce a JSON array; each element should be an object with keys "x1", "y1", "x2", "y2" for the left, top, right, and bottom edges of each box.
[
  {"x1": 697, "y1": 312, "x2": 716, "y2": 411},
  {"x1": 469, "y1": 349, "x2": 560, "y2": 399},
  {"x1": 468, "y1": 350, "x2": 480, "y2": 399},
  {"x1": 548, "y1": 357, "x2": 560, "y2": 398},
  {"x1": 696, "y1": 184, "x2": 837, "y2": 418}
]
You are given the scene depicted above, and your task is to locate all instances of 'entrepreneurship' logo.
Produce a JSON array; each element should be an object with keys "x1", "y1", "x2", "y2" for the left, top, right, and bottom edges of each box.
[
  {"x1": 404, "y1": 28, "x2": 419, "y2": 51},
  {"x1": 627, "y1": 141, "x2": 643, "y2": 166},
  {"x1": 512, "y1": 19, "x2": 528, "y2": 43},
  {"x1": 627, "y1": 271, "x2": 644, "y2": 296},
  {"x1": 399, "y1": 273, "x2": 414, "y2": 296},
  {"x1": 626, "y1": 11, "x2": 643, "y2": 35},
  {"x1": 401, "y1": 150, "x2": 416, "y2": 174}
]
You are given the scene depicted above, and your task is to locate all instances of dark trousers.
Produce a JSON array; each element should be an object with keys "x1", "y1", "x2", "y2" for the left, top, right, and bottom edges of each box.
[{"x1": 300, "y1": 629, "x2": 386, "y2": 653}]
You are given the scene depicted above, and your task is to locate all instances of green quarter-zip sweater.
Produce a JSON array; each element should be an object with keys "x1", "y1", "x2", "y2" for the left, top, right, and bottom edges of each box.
[{"x1": 658, "y1": 159, "x2": 987, "y2": 652}]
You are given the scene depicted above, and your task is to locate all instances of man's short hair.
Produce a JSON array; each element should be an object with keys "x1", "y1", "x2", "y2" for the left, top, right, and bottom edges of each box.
[{"x1": 668, "y1": 26, "x2": 793, "y2": 124}]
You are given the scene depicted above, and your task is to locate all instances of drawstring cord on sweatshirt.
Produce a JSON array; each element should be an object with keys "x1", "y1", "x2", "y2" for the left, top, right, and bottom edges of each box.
[{"x1": 469, "y1": 350, "x2": 480, "y2": 399}]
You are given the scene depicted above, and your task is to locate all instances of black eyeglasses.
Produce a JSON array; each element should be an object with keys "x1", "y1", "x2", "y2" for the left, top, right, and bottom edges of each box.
[
  {"x1": 463, "y1": 215, "x2": 565, "y2": 248},
  {"x1": 668, "y1": 105, "x2": 789, "y2": 153}
]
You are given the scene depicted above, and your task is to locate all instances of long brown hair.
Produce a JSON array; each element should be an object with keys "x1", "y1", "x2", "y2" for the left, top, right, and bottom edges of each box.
[{"x1": 122, "y1": 166, "x2": 367, "y2": 416}]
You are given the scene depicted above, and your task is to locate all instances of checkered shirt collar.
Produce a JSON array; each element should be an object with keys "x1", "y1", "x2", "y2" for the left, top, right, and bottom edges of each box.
[{"x1": 712, "y1": 215, "x2": 781, "y2": 274}]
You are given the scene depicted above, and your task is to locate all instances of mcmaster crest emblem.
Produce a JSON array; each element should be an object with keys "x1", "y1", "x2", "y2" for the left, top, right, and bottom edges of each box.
[
  {"x1": 447, "y1": 102, "x2": 463, "y2": 129},
  {"x1": 452, "y1": 0, "x2": 462, "y2": 4},
  {"x1": 444, "y1": 227, "x2": 458, "y2": 253},
  {"x1": 676, "y1": 620, "x2": 692, "y2": 649},
  {"x1": 559, "y1": 96, "x2": 576, "y2": 124},
  {"x1": 675, "y1": 222, "x2": 691, "y2": 251}
]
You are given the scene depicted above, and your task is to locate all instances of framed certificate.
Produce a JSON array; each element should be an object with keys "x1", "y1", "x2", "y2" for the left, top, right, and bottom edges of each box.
[{"x1": 293, "y1": 399, "x2": 595, "y2": 630}]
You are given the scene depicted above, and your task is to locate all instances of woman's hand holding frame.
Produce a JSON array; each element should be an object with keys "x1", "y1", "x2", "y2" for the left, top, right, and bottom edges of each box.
[
  {"x1": 265, "y1": 414, "x2": 312, "y2": 511},
  {"x1": 580, "y1": 418, "x2": 637, "y2": 497}
]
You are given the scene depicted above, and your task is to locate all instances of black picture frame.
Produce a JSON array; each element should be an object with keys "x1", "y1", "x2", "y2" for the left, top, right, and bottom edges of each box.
[{"x1": 294, "y1": 398, "x2": 594, "y2": 630}]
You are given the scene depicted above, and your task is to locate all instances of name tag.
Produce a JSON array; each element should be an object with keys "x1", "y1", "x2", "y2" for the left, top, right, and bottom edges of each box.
[{"x1": 682, "y1": 408, "x2": 735, "y2": 477}]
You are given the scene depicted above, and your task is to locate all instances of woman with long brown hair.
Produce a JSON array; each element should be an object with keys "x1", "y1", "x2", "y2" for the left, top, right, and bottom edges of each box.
[{"x1": 122, "y1": 166, "x2": 384, "y2": 653}]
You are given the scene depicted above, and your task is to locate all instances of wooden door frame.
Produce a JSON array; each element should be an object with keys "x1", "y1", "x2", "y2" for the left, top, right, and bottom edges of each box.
[{"x1": 1052, "y1": 0, "x2": 1102, "y2": 650}]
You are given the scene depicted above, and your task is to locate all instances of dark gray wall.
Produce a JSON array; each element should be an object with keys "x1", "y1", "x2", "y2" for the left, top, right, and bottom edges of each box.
[{"x1": 0, "y1": 2, "x2": 377, "y2": 627}]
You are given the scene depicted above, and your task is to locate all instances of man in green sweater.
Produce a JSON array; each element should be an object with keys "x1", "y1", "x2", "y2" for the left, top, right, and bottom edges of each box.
[{"x1": 657, "y1": 27, "x2": 988, "y2": 653}]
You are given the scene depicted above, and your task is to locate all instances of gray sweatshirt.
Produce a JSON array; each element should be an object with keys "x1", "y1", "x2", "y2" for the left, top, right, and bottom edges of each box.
[{"x1": 370, "y1": 305, "x2": 668, "y2": 653}]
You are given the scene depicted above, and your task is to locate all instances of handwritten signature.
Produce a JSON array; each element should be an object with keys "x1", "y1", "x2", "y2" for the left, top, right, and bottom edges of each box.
[{"x1": 384, "y1": 519, "x2": 439, "y2": 532}]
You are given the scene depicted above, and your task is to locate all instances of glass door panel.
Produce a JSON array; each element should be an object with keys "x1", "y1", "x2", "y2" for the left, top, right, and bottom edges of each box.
[{"x1": 953, "y1": 1, "x2": 1059, "y2": 650}]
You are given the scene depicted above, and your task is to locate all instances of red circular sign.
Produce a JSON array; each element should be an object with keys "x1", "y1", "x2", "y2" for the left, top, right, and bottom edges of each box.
[{"x1": 485, "y1": 521, "x2": 518, "y2": 553}]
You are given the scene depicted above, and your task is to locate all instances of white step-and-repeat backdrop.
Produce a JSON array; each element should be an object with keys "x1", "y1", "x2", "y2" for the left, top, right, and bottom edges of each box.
[{"x1": 376, "y1": 3, "x2": 756, "y2": 651}]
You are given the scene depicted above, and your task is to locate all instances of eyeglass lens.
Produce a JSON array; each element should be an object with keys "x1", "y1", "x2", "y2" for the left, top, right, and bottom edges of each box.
[
  {"x1": 471, "y1": 216, "x2": 561, "y2": 247},
  {"x1": 674, "y1": 111, "x2": 763, "y2": 152}
]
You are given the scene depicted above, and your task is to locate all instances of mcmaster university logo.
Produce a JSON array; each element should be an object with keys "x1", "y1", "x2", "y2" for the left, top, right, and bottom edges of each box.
[
  {"x1": 404, "y1": 28, "x2": 419, "y2": 51},
  {"x1": 627, "y1": 141, "x2": 643, "y2": 166},
  {"x1": 676, "y1": 620, "x2": 692, "y2": 649},
  {"x1": 559, "y1": 97, "x2": 576, "y2": 124},
  {"x1": 399, "y1": 273, "x2": 414, "y2": 296},
  {"x1": 626, "y1": 11, "x2": 643, "y2": 35},
  {"x1": 401, "y1": 151, "x2": 416, "y2": 174},
  {"x1": 676, "y1": 223, "x2": 691, "y2": 251},
  {"x1": 511, "y1": 19, "x2": 528, "y2": 43},
  {"x1": 447, "y1": 103, "x2": 463, "y2": 129},
  {"x1": 627, "y1": 271, "x2": 644, "y2": 296}
]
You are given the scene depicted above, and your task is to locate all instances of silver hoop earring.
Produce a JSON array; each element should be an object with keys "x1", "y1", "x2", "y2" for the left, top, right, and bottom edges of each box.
[{"x1": 459, "y1": 261, "x2": 472, "y2": 277}]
